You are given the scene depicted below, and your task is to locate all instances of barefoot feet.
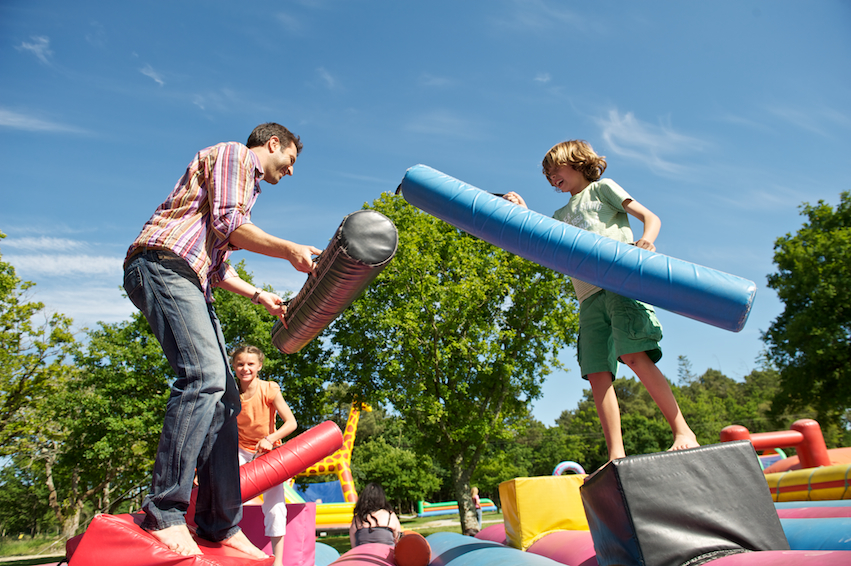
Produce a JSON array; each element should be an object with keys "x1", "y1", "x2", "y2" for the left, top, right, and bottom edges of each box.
[
  {"x1": 669, "y1": 433, "x2": 700, "y2": 451},
  {"x1": 220, "y1": 529, "x2": 269, "y2": 560},
  {"x1": 147, "y1": 524, "x2": 202, "y2": 556}
]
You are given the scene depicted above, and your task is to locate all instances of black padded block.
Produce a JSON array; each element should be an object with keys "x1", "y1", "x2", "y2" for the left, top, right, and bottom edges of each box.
[
  {"x1": 271, "y1": 209, "x2": 398, "y2": 354},
  {"x1": 580, "y1": 440, "x2": 789, "y2": 566}
]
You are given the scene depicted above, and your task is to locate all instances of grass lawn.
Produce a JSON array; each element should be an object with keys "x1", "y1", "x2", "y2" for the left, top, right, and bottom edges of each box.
[{"x1": 0, "y1": 535, "x2": 66, "y2": 563}]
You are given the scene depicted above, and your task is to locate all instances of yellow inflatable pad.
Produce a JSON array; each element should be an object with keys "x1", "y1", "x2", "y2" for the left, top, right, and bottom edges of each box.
[
  {"x1": 499, "y1": 475, "x2": 588, "y2": 550},
  {"x1": 764, "y1": 463, "x2": 851, "y2": 501}
]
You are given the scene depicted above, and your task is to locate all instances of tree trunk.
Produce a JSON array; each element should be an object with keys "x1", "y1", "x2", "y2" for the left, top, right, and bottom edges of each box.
[
  {"x1": 450, "y1": 454, "x2": 478, "y2": 535},
  {"x1": 61, "y1": 503, "x2": 83, "y2": 540}
]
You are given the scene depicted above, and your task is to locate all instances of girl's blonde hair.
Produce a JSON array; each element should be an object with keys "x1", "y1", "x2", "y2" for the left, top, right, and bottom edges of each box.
[
  {"x1": 542, "y1": 140, "x2": 607, "y2": 182},
  {"x1": 230, "y1": 343, "x2": 265, "y2": 366}
]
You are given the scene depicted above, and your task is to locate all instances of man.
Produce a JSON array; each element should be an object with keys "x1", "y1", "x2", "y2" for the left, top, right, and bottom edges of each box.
[{"x1": 123, "y1": 123, "x2": 321, "y2": 557}]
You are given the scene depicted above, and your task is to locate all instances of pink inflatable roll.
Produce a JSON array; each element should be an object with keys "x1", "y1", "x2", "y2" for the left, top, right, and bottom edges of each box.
[
  {"x1": 527, "y1": 530, "x2": 598, "y2": 566},
  {"x1": 241, "y1": 420, "x2": 343, "y2": 502},
  {"x1": 706, "y1": 550, "x2": 851, "y2": 565},
  {"x1": 328, "y1": 542, "x2": 395, "y2": 566},
  {"x1": 475, "y1": 523, "x2": 507, "y2": 544},
  {"x1": 776, "y1": 506, "x2": 851, "y2": 519}
]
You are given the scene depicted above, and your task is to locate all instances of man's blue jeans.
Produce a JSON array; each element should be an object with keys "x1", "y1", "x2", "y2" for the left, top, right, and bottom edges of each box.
[{"x1": 123, "y1": 250, "x2": 242, "y2": 542}]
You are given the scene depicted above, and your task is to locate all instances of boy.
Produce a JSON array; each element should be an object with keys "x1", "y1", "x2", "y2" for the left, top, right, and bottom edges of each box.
[{"x1": 503, "y1": 140, "x2": 699, "y2": 466}]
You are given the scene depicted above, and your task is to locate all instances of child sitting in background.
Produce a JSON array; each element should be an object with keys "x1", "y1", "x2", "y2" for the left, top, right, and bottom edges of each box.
[{"x1": 349, "y1": 482, "x2": 402, "y2": 548}]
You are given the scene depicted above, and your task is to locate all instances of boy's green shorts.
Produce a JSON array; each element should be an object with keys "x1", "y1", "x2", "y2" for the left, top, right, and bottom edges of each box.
[{"x1": 577, "y1": 289, "x2": 662, "y2": 380}]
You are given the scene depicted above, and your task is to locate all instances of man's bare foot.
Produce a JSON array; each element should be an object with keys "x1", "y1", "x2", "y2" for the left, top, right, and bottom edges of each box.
[
  {"x1": 669, "y1": 434, "x2": 700, "y2": 451},
  {"x1": 147, "y1": 524, "x2": 202, "y2": 556},
  {"x1": 220, "y1": 529, "x2": 269, "y2": 559}
]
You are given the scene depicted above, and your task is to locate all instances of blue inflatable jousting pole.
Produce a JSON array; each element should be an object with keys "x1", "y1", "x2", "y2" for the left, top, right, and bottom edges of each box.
[{"x1": 400, "y1": 165, "x2": 756, "y2": 333}]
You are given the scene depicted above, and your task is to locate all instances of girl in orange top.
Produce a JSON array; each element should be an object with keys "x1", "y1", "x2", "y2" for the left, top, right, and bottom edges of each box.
[{"x1": 233, "y1": 344, "x2": 297, "y2": 566}]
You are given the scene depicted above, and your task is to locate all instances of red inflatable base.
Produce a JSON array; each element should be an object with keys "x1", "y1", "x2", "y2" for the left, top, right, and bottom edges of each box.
[{"x1": 68, "y1": 513, "x2": 273, "y2": 566}]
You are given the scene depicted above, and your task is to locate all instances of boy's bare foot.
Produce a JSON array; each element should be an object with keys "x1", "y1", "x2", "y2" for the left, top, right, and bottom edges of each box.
[
  {"x1": 669, "y1": 434, "x2": 700, "y2": 451},
  {"x1": 147, "y1": 524, "x2": 202, "y2": 556},
  {"x1": 220, "y1": 529, "x2": 269, "y2": 559}
]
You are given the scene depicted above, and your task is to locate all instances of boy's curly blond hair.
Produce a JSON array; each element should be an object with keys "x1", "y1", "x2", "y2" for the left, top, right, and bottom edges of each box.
[{"x1": 542, "y1": 140, "x2": 607, "y2": 182}]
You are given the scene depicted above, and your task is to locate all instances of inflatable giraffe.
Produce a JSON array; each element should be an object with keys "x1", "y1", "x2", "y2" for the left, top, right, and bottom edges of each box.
[{"x1": 296, "y1": 402, "x2": 371, "y2": 502}]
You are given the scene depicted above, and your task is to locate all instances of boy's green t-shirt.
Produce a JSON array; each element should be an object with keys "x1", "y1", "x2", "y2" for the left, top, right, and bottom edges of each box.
[{"x1": 552, "y1": 178, "x2": 635, "y2": 303}]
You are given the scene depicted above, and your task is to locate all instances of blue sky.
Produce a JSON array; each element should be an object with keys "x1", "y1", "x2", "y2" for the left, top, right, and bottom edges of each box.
[{"x1": 1, "y1": 1, "x2": 849, "y2": 427}]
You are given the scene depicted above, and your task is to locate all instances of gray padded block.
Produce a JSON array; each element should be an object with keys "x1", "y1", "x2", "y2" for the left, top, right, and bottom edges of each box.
[{"x1": 580, "y1": 441, "x2": 789, "y2": 566}]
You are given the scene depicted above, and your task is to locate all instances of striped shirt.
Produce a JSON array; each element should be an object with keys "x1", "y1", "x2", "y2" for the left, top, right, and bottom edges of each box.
[{"x1": 126, "y1": 142, "x2": 263, "y2": 301}]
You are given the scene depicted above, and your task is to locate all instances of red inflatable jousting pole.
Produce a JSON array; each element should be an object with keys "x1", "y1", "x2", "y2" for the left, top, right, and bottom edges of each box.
[{"x1": 187, "y1": 420, "x2": 343, "y2": 525}]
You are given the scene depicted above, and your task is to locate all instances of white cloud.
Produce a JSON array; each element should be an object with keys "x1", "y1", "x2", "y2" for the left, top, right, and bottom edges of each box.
[
  {"x1": 140, "y1": 64, "x2": 165, "y2": 86},
  {"x1": 767, "y1": 104, "x2": 851, "y2": 138},
  {"x1": 2, "y1": 236, "x2": 89, "y2": 252},
  {"x1": 191, "y1": 89, "x2": 242, "y2": 113},
  {"x1": 338, "y1": 172, "x2": 394, "y2": 185},
  {"x1": 595, "y1": 109, "x2": 706, "y2": 176},
  {"x1": 277, "y1": 13, "x2": 303, "y2": 34},
  {"x1": 405, "y1": 109, "x2": 484, "y2": 140},
  {"x1": 534, "y1": 73, "x2": 551, "y2": 84},
  {"x1": 85, "y1": 21, "x2": 107, "y2": 48},
  {"x1": 16, "y1": 36, "x2": 53, "y2": 64},
  {"x1": 0, "y1": 108, "x2": 87, "y2": 134},
  {"x1": 493, "y1": 0, "x2": 585, "y2": 32},
  {"x1": 316, "y1": 67, "x2": 337, "y2": 90},
  {"x1": 34, "y1": 285, "x2": 136, "y2": 330},
  {"x1": 6, "y1": 254, "x2": 122, "y2": 277},
  {"x1": 419, "y1": 73, "x2": 453, "y2": 88}
]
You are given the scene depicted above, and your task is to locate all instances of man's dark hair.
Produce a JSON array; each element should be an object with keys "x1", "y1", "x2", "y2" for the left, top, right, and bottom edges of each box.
[{"x1": 246, "y1": 123, "x2": 303, "y2": 154}]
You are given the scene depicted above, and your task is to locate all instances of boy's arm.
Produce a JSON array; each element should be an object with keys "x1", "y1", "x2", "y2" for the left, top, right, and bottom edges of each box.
[{"x1": 623, "y1": 199, "x2": 661, "y2": 252}]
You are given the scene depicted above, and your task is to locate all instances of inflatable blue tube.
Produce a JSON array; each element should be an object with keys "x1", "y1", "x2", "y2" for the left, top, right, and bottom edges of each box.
[
  {"x1": 427, "y1": 532, "x2": 562, "y2": 566},
  {"x1": 315, "y1": 542, "x2": 341, "y2": 566},
  {"x1": 400, "y1": 165, "x2": 757, "y2": 332},
  {"x1": 781, "y1": 518, "x2": 851, "y2": 551}
]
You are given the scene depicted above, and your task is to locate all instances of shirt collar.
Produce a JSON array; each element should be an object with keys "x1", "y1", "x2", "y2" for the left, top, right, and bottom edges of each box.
[{"x1": 248, "y1": 146, "x2": 264, "y2": 191}]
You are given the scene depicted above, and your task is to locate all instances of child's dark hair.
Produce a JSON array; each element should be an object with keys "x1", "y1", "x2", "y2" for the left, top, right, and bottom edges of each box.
[
  {"x1": 542, "y1": 140, "x2": 607, "y2": 182},
  {"x1": 230, "y1": 344, "x2": 265, "y2": 366},
  {"x1": 352, "y1": 482, "x2": 394, "y2": 527}
]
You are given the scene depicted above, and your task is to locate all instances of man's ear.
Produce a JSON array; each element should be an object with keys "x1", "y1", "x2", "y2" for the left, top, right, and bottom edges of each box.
[{"x1": 267, "y1": 135, "x2": 280, "y2": 154}]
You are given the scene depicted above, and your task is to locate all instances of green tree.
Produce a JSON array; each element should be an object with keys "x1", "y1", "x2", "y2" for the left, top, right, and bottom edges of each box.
[
  {"x1": 0, "y1": 455, "x2": 55, "y2": 536},
  {"x1": 331, "y1": 194, "x2": 578, "y2": 533},
  {"x1": 10, "y1": 313, "x2": 172, "y2": 540},
  {"x1": 763, "y1": 192, "x2": 850, "y2": 423},
  {"x1": 351, "y1": 436, "x2": 441, "y2": 514},
  {"x1": 0, "y1": 234, "x2": 76, "y2": 452}
]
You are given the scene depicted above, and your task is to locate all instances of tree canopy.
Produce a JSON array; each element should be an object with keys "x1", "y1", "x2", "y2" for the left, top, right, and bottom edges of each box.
[
  {"x1": 331, "y1": 193, "x2": 578, "y2": 532},
  {"x1": 0, "y1": 233, "x2": 75, "y2": 453},
  {"x1": 763, "y1": 191, "x2": 851, "y2": 423}
]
